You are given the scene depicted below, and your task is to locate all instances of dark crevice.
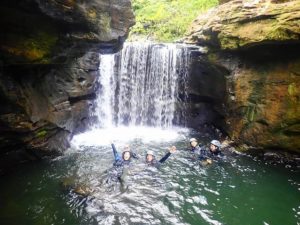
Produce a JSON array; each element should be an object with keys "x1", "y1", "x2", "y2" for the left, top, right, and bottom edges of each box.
[
  {"x1": 77, "y1": 77, "x2": 86, "y2": 83},
  {"x1": 68, "y1": 93, "x2": 96, "y2": 105},
  {"x1": 224, "y1": 41, "x2": 300, "y2": 62},
  {"x1": 179, "y1": 93, "x2": 218, "y2": 104},
  {"x1": 237, "y1": 14, "x2": 276, "y2": 24}
]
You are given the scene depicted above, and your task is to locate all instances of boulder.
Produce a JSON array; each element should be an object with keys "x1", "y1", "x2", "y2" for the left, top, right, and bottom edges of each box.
[{"x1": 185, "y1": 0, "x2": 300, "y2": 153}]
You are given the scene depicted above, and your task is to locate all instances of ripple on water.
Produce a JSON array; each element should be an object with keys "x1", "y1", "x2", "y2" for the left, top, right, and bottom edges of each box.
[
  {"x1": 1, "y1": 127, "x2": 299, "y2": 225},
  {"x1": 60, "y1": 137, "x2": 300, "y2": 225},
  {"x1": 192, "y1": 207, "x2": 223, "y2": 225}
]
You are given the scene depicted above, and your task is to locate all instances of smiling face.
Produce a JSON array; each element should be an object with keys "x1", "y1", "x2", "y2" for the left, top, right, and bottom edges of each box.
[
  {"x1": 146, "y1": 154, "x2": 154, "y2": 162},
  {"x1": 210, "y1": 144, "x2": 218, "y2": 152},
  {"x1": 190, "y1": 141, "x2": 198, "y2": 148},
  {"x1": 123, "y1": 151, "x2": 131, "y2": 161}
]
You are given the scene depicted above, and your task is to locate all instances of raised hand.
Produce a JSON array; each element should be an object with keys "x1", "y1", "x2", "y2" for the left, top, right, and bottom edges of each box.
[
  {"x1": 206, "y1": 159, "x2": 212, "y2": 164},
  {"x1": 169, "y1": 146, "x2": 176, "y2": 153}
]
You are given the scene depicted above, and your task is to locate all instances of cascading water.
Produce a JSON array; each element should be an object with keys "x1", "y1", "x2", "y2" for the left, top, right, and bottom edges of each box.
[
  {"x1": 72, "y1": 42, "x2": 192, "y2": 145},
  {"x1": 95, "y1": 54, "x2": 115, "y2": 128},
  {"x1": 95, "y1": 42, "x2": 191, "y2": 129},
  {"x1": 73, "y1": 42, "x2": 192, "y2": 146}
]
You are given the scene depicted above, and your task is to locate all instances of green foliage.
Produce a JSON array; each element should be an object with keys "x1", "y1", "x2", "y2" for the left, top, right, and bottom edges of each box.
[{"x1": 130, "y1": 0, "x2": 218, "y2": 42}]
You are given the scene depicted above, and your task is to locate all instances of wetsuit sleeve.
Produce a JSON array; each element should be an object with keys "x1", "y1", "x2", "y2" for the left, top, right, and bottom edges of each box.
[
  {"x1": 111, "y1": 143, "x2": 121, "y2": 162},
  {"x1": 195, "y1": 146, "x2": 201, "y2": 155},
  {"x1": 159, "y1": 152, "x2": 171, "y2": 163},
  {"x1": 131, "y1": 152, "x2": 139, "y2": 159},
  {"x1": 216, "y1": 151, "x2": 225, "y2": 160},
  {"x1": 198, "y1": 147, "x2": 209, "y2": 160}
]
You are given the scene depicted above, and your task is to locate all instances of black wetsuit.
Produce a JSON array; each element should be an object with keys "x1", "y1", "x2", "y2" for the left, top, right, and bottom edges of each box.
[
  {"x1": 190, "y1": 145, "x2": 201, "y2": 154},
  {"x1": 112, "y1": 143, "x2": 139, "y2": 165},
  {"x1": 198, "y1": 147, "x2": 224, "y2": 161},
  {"x1": 106, "y1": 144, "x2": 137, "y2": 185},
  {"x1": 147, "y1": 152, "x2": 172, "y2": 167},
  {"x1": 188, "y1": 145, "x2": 201, "y2": 160}
]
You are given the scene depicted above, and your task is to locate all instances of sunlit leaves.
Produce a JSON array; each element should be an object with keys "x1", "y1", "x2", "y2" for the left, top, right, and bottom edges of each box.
[{"x1": 130, "y1": 0, "x2": 218, "y2": 42}]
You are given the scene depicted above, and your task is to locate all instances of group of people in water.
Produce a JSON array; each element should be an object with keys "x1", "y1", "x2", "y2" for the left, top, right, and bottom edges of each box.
[
  {"x1": 112, "y1": 138, "x2": 223, "y2": 166},
  {"x1": 67, "y1": 138, "x2": 224, "y2": 195},
  {"x1": 107, "y1": 138, "x2": 224, "y2": 187}
]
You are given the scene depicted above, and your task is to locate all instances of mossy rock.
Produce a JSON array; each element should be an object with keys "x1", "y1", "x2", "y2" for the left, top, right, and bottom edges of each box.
[
  {"x1": 185, "y1": 0, "x2": 300, "y2": 49},
  {"x1": 35, "y1": 130, "x2": 47, "y2": 138}
]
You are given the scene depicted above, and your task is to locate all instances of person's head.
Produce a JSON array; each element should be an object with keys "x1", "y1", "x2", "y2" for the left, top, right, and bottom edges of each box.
[
  {"x1": 189, "y1": 138, "x2": 198, "y2": 148},
  {"x1": 146, "y1": 150, "x2": 155, "y2": 163},
  {"x1": 122, "y1": 151, "x2": 131, "y2": 161},
  {"x1": 122, "y1": 145, "x2": 131, "y2": 161},
  {"x1": 210, "y1": 140, "x2": 221, "y2": 152}
]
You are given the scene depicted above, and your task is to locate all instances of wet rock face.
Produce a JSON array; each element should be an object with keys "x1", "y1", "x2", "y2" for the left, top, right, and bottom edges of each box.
[
  {"x1": 0, "y1": 0, "x2": 134, "y2": 170},
  {"x1": 0, "y1": 0, "x2": 135, "y2": 64},
  {"x1": 184, "y1": 54, "x2": 228, "y2": 130},
  {"x1": 36, "y1": 0, "x2": 135, "y2": 42},
  {"x1": 0, "y1": 52, "x2": 98, "y2": 168},
  {"x1": 223, "y1": 46, "x2": 300, "y2": 152},
  {"x1": 185, "y1": 0, "x2": 300, "y2": 153},
  {"x1": 185, "y1": 0, "x2": 300, "y2": 50}
]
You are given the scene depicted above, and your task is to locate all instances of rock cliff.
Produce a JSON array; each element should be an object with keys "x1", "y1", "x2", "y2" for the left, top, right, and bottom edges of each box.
[
  {"x1": 0, "y1": 0, "x2": 134, "y2": 171},
  {"x1": 185, "y1": 0, "x2": 300, "y2": 153}
]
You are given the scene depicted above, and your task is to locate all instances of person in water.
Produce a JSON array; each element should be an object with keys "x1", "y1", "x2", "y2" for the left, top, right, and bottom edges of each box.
[
  {"x1": 112, "y1": 143, "x2": 139, "y2": 166},
  {"x1": 189, "y1": 138, "x2": 201, "y2": 153},
  {"x1": 198, "y1": 139, "x2": 223, "y2": 165},
  {"x1": 145, "y1": 146, "x2": 176, "y2": 167},
  {"x1": 187, "y1": 138, "x2": 203, "y2": 160},
  {"x1": 105, "y1": 144, "x2": 138, "y2": 188}
]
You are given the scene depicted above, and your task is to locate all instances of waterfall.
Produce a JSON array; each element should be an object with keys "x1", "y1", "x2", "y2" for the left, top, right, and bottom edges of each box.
[
  {"x1": 95, "y1": 54, "x2": 115, "y2": 128},
  {"x1": 95, "y1": 42, "x2": 191, "y2": 128}
]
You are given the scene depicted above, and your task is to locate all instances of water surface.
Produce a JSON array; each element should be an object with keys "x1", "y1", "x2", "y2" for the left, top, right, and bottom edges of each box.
[{"x1": 0, "y1": 127, "x2": 299, "y2": 225}]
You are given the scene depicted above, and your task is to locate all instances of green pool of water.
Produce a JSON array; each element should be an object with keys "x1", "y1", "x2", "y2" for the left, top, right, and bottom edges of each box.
[{"x1": 0, "y1": 132, "x2": 299, "y2": 225}]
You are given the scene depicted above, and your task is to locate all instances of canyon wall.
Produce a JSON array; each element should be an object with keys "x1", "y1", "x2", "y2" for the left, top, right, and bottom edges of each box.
[
  {"x1": 0, "y1": 0, "x2": 134, "y2": 170},
  {"x1": 185, "y1": 0, "x2": 300, "y2": 153}
]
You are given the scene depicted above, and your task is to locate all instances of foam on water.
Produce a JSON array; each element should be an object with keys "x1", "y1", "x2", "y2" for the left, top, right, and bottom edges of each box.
[{"x1": 71, "y1": 126, "x2": 189, "y2": 147}]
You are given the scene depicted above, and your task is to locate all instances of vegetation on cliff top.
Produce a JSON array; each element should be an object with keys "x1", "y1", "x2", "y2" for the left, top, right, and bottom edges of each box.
[{"x1": 129, "y1": 0, "x2": 218, "y2": 42}]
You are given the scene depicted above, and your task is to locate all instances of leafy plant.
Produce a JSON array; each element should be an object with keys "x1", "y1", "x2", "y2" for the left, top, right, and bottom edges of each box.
[{"x1": 130, "y1": 0, "x2": 218, "y2": 42}]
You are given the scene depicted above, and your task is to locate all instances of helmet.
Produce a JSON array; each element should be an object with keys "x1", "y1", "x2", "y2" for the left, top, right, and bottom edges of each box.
[
  {"x1": 146, "y1": 150, "x2": 154, "y2": 156},
  {"x1": 123, "y1": 145, "x2": 131, "y2": 152},
  {"x1": 210, "y1": 140, "x2": 222, "y2": 148},
  {"x1": 189, "y1": 138, "x2": 197, "y2": 143}
]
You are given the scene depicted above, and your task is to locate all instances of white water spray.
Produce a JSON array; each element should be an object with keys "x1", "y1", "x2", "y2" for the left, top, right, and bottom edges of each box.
[
  {"x1": 95, "y1": 42, "x2": 191, "y2": 128},
  {"x1": 73, "y1": 42, "x2": 192, "y2": 146},
  {"x1": 95, "y1": 54, "x2": 115, "y2": 128}
]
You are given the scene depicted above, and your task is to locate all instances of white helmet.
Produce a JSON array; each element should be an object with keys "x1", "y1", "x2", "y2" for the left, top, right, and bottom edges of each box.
[
  {"x1": 146, "y1": 150, "x2": 154, "y2": 156},
  {"x1": 210, "y1": 140, "x2": 222, "y2": 148},
  {"x1": 123, "y1": 145, "x2": 131, "y2": 152},
  {"x1": 189, "y1": 138, "x2": 197, "y2": 143}
]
